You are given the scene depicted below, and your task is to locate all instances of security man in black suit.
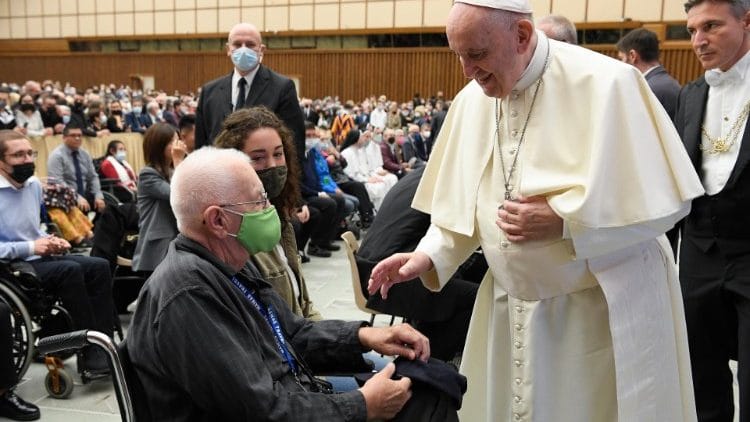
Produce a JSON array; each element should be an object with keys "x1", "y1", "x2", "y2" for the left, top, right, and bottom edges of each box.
[
  {"x1": 195, "y1": 22, "x2": 305, "y2": 161},
  {"x1": 674, "y1": 1, "x2": 750, "y2": 420}
]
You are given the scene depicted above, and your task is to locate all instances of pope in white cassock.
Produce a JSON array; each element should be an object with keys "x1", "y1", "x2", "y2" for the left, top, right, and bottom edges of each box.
[{"x1": 368, "y1": 1, "x2": 705, "y2": 421}]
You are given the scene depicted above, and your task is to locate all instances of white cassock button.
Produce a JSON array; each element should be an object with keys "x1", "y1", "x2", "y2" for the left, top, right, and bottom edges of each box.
[
  {"x1": 511, "y1": 91, "x2": 519, "y2": 100},
  {"x1": 509, "y1": 148, "x2": 516, "y2": 155},
  {"x1": 515, "y1": 305, "x2": 525, "y2": 313},
  {"x1": 514, "y1": 413, "x2": 522, "y2": 420},
  {"x1": 514, "y1": 395, "x2": 522, "y2": 403},
  {"x1": 501, "y1": 241, "x2": 510, "y2": 248},
  {"x1": 514, "y1": 323, "x2": 523, "y2": 331},
  {"x1": 511, "y1": 130, "x2": 518, "y2": 137},
  {"x1": 514, "y1": 341, "x2": 523, "y2": 349},
  {"x1": 510, "y1": 110, "x2": 518, "y2": 118},
  {"x1": 515, "y1": 377, "x2": 523, "y2": 385},
  {"x1": 514, "y1": 359, "x2": 524, "y2": 367}
]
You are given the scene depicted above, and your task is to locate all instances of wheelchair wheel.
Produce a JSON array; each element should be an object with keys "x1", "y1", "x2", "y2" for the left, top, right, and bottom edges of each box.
[
  {"x1": 44, "y1": 362, "x2": 74, "y2": 399},
  {"x1": 0, "y1": 282, "x2": 34, "y2": 380}
]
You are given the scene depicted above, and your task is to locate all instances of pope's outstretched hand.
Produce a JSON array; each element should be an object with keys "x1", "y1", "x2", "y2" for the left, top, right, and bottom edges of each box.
[{"x1": 368, "y1": 251, "x2": 433, "y2": 299}]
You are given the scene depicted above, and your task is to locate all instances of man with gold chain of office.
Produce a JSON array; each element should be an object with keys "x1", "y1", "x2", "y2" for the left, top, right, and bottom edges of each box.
[
  {"x1": 368, "y1": 0, "x2": 704, "y2": 420},
  {"x1": 674, "y1": 1, "x2": 750, "y2": 421}
]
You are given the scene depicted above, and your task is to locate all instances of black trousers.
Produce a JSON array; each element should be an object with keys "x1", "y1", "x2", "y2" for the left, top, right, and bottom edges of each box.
[
  {"x1": 29, "y1": 255, "x2": 115, "y2": 336},
  {"x1": 680, "y1": 238, "x2": 750, "y2": 422},
  {"x1": 304, "y1": 194, "x2": 346, "y2": 245},
  {"x1": 337, "y1": 180, "x2": 374, "y2": 219},
  {"x1": 0, "y1": 301, "x2": 14, "y2": 389}
]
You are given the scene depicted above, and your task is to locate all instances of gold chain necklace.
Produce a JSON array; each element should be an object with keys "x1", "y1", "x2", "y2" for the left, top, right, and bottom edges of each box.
[
  {"x1": 495, "y1": 44, "x2": 549, "y2": 201},
  {"x1": 700, "y1": 99, "x2": 750, "y2": 155}
]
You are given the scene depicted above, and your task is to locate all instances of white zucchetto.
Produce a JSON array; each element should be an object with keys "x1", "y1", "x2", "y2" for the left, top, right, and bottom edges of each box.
[{"x1": 454, "y1": 0, "x2": 532, "y2": 13}]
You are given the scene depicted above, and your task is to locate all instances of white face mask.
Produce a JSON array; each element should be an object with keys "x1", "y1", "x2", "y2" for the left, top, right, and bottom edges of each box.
[
  {"x1": 115, "y1": 150, "x2": 127, "y2": 162},
  {"x1": 305, "y1": 137, "x2": 320, "y2": 151},
  {"x1": 422, "y1": 131, "x2": 431, "y2": 139}
]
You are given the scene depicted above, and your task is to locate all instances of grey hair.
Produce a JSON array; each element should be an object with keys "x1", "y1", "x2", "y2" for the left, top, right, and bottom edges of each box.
[
  {"x1": 684, "y1": 0, "x2": 750, "y2": 16},
  {"x1": 536, "y1": 14, "x2": 578, "y2": 44},
  {"x1": 170, "y1": 147, "x2": 252, "y2": 232}
]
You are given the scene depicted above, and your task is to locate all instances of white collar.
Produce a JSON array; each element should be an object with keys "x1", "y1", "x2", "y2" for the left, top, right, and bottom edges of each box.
[
  {"x1": 0, "y1": 174, "x2": 37, "y2": 190},
  {"x1": 512, "y1": 30, "x2": 550, "y2": 93},
  {"x1": 232, "y1": 66, "x2": 261, "y2": 90},
  {"x1": 705, "y1": 49, "x2": 750, "y2": 87}
]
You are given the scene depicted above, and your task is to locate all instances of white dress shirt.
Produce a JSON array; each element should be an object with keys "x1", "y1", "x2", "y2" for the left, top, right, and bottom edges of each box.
[{"x1": 231, "y1": 67, "x2": 260, "y2": 110}]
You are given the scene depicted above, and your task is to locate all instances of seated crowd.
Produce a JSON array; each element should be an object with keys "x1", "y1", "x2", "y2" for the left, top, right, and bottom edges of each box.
[{"x1": 0, "y1": 80, "x2": 471, "y2": 421}]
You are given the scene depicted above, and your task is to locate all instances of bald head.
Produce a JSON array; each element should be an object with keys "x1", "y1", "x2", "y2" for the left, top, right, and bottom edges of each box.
[
  {"x1": 228, "y1": 23, "x2": 261, "y2": 44},
  {"x1": 536, "y1": 14, "x2": 578, "y2": 44},
  {"x1": 171, "y1": 147, "x2": 260, "y2": 234}
]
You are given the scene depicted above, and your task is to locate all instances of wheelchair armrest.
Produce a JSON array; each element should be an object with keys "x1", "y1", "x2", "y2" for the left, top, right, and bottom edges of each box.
[{"x1": 5, "y1": 259, "x2": 38, "y2": 279}]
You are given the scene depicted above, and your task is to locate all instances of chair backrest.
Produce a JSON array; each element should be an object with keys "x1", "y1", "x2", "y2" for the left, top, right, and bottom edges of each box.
[{"x1": 341, "y1": 231, "x2": 379, "y2": 317}]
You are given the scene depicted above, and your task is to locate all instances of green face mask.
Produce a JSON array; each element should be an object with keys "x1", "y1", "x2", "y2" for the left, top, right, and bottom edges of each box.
[
  {"x1": 255, "y1": 166, "x2": 288, "y2": 200},
  {"x1": 225, "y1": 205, "x2": 282, "y2": 255}
]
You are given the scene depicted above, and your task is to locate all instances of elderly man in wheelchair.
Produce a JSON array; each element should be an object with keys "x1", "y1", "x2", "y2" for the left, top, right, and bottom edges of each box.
[{"x1": 0, "y1": 131, "x2": 116, "y2": 382}]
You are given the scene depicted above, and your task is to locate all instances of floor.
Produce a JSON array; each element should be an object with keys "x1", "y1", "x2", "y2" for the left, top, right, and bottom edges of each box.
[{"x1": 4, "y1": 244, "x2": 742, "y2": 421}]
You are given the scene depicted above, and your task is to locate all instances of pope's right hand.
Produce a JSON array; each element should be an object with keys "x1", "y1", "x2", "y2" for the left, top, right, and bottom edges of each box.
[{"x1": 367, "y1": 251, "x2": 433, "y2": 299}]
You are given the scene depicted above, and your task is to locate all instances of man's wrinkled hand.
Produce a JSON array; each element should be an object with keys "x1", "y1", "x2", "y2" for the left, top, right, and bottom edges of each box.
[{"x1": 496, "y1": 195, "x2": 563, "y2": 243}]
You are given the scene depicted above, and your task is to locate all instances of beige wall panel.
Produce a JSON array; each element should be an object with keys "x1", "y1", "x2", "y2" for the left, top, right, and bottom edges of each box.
[
  {"x1": 197, "y1": 0, "x2": 219, "y2": 8},
  {"x1": 664, "y1": 0, "x2": 686, "y2": 20},
  {"x1": 529, "y1": 0, "x2": 551, "y2": 16},
  {"x1": 78, "y1": 14, "x2": 96, "y2": 36},
  {"x1": 197, "y1": 9, "x2": 218, "y2": 32},
  {"x1": 115, "y1": 0, "x2": 134, "y2": 12},
  {"x1": 78, "y1": 0, "x2": 95, "y2": 14},
  {"x1": 154, "y1": 11, "x2": 175, "y2": 34},
  {"x1": 134, "y1": 11, "x2": 155, "y2": 34},
  {"x1": 394, "y1": 0, "x2": 420, "y2": 27},
  {"x1": 0, "y1": 18, "x2": 9, "y2": 37},
  {"x1": 115, "y1": 12, "x2": 135, "y2": 36},
  {"x1": 290, "y1": 0, "x2": 310, "y2": 4},
  {"x1": 43, "y1": 15, "x2": 60, "y2": 37},
  {"x1": 42, "y1": 0, "x2": 59, "y2": 15},
  {"x1": 218, "y1": 8, "x2": 241, "y2": 31},
  {"x1": 175, "y1": 9, "x2": 196, "y2": 33},
  {"x1": 340, "y1": 3, "x2": 365, "y2": 29},
  {"x1": 241, "y1": 7, "x2": 264, "y2": 28},
  {"x1": 98, "y1": 0, "x2": 114, "y2": 13},
  {"x1": 177, "y1": 0, "x2": 197, "y2": 8},
  {"x1": 266, "y1": 0, "x2": 288, "y2": 5},
  {"x1": 9, "y1": 0, "x2": 24, "y2": 16},
  {"x1": 134, "y1": 0, "x2": 153, "y2": 12},
  {"x1": 220, "y1": 0, "x2": 241, "y2": 6},
  {"x1": 368, "y1": 1, "x2": 393, "y2": 28},
  {"x1": 60, "y1": 1, "x2": 77, "y2": 14},
  {"x1": 0, "y1": 0, "x2": 9, "y2": 17},
  {"x1": 290, "y1": 4, "x2": 313, "y2": 30},
  {"x1": 552, "y1": 0, "x2": 585, "y2": 22},
  {"x1": 314, "y1": 3, "x2": 338, "y2": 29},
  {"x1": 155, "y1": 0, "x2": 175, "y2": 11},
  {"x1": 27, "y1": 0, "x2": 43, "y2": 16},
  {"x1": 10, "y1": 18, "x2": 25, "y2": 38},
  {"x1": 623, "y1": 0, "x2": 661, "y2": 21},
  {"x1": 266, "y1": 6, "x2": 289, "y2": 31},
  {"x1": 588, "y1": 0, "x2": 622, "y2": 21},
  {"x1": 422, "y1": 0, "x2": 452, "y2": 27},
  {"x1": 27, "y1": 17, "x2": 43, "y2": 38},
  {"x1": 97, "y1": 13, "x2": 115, "y2": 36},
  {"x1": 242, "y1": 0, "x2": 264, "y2": 6},
  {"x1": 60, "y1": 15, "x2": 77, "y2": 36}
]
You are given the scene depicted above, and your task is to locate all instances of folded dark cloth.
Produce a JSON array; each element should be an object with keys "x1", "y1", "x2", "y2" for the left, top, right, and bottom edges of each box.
[{"x1": 355, "y1": 356, "x2": 467, "y2": 409}]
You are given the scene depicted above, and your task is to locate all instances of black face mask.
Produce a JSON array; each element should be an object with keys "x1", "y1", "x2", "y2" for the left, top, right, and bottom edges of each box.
[
  {"x1": 111, "y1": 110, "x2": 122, "y2": 115},
  {"x1": 9, "y1": 162, "x2": 35, "y2": 184},
  {"x1": 20, "y1": 104, "x2": 35, "y2": 113},
  {"x1": 387, "y1": 137, "x2": 396, "y2": 144},
  {"x1": 256, "y1": 165, "x2": 288, "y2": 200}
]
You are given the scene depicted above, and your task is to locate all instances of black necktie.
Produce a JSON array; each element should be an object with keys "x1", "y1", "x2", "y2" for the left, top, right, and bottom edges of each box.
[
  {"x1": 71, "y1": 150, "x2": 85, "y2": 196},
  {"x1": 236, "y1": 78, "x2": 247, "y2": 111}
]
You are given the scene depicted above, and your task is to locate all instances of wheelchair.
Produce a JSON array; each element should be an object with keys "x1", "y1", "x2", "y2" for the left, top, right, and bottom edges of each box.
[
  {"x1": 39, "y1": 330, "x2": 150, "y2": 422},
  {"x1": 0, "y1": 260, "x2": 75, "y2": 389}
]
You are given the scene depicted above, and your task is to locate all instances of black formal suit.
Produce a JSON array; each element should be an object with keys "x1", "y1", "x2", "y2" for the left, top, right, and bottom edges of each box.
[
  {"x1": 674, "y1": 76, "x2": 750, "y2": 422},
  {"x1": 356, "y1": 167, "x2": 483, "y2": 360},
  {"x1": 646, "y1": 65, "x2": 681, "y2": 120},
  {"x1": 195, "y1": 66, "x2": 305, "y2": 161}
]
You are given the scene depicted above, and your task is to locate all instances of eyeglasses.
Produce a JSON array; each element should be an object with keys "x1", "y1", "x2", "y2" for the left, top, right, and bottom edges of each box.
[
  {"x1": 4, "y1": 150, "x2": 38, "y2": 160},
  {"x1": 219, "y1": 192, "x2": 269, "y2": 210},
  {"x1": 65, "y1": 133, "x2": 83, "y2": 138}
]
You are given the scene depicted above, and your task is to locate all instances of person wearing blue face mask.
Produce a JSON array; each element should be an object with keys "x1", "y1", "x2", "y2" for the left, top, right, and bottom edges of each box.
[
  {"x1": 124, "y1": 98, "x2": 146, "y2": 133},
  {"x1": 194, "y1": 22, "x2": 305, "y2": 165}
]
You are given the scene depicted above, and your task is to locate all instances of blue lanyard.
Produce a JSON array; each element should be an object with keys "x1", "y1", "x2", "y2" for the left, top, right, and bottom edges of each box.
[{"x1": 231, "y1": 276, "x2": 299, "y2": 375}]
